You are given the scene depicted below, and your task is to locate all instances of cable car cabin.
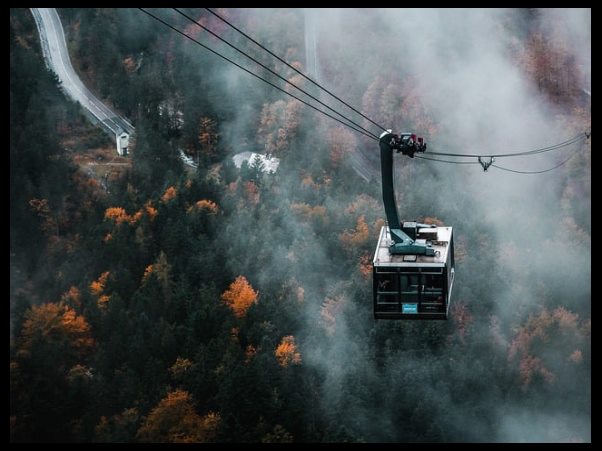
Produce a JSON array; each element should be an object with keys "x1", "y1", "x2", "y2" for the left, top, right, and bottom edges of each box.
[{"x1": 373, "y1": 225, "x2": 455, "y2": 320}]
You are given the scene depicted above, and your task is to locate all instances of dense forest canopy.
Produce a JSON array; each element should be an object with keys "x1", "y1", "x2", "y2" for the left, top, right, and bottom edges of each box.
[{"x1": 10, "y1": 8, "x2": 590, "y2": 442}]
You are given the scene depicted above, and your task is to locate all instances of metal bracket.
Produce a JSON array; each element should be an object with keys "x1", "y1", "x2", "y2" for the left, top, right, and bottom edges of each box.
[{"x1": 478, "y1": 156, "x2": 495, "y2": 171}]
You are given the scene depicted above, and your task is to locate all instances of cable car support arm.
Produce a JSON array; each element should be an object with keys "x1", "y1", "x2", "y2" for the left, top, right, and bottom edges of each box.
[{"x1": 379, "y1": 130, "x2": 436, "y2": 256}]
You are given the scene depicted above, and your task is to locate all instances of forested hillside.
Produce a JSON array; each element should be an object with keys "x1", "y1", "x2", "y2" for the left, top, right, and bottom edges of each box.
[{"x1": 10, "y1": 8, "x2": 590, "y2": 442}]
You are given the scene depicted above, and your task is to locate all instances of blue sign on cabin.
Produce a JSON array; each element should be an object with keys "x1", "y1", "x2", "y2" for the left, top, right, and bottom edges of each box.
[{"x1": 402, "y1": 303, "x2": 418, "y2": 314}]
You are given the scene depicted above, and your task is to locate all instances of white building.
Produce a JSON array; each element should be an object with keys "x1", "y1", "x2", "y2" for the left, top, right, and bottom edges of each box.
[
  {"x1": 116, "y1": 132, "x2": 129, "y2": 156},
  {"x1": 232, "y1": 152, "x2": 280, "y2": 174}
]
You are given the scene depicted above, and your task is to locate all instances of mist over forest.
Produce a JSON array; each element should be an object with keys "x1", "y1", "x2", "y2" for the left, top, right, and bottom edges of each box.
[{"x1": 10, "y1": 8, "x2": 590, "y2": 442}]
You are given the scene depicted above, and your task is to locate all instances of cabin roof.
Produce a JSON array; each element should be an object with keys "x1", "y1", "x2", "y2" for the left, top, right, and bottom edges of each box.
[{"x1": 373, "y1": 226, "x2": 452, "y2": 268}]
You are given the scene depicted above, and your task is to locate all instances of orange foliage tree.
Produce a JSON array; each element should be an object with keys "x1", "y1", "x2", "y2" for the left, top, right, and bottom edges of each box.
[
  {"x1": 220, "y1": 276, "x2": 258, "y2": 319},
  {"x1": 275, "y1": 335, "x2": 301, "y2": 367},
  {"x1": 508, "y1": 307, "x2": 588, "y2": 390},
  {"x1": 90, "y1": 271, "x2": 111, "y2": 310},
  {"x1": 161, "y1": 186, "x2": 177, "y2": 203},
  {"x1": 340, "y1": 215, "x2": 370, "y2": 248},
  {"x1": 258, "y1": 100, "x2": 284, "y2": 155},
  {"x1": 104, "y1": 207, "x2": 131, "y2": 225},
  {"x1": 516, "y1": 32, "x2": 581, "y2": 102},
  {"x1": 358, "y1": 254, "x2": 372, "y2": 279},
  {"x1": 19, "y1": 302, "x2": 94, "y2": 360},
  {"x1": 258, "y1": 99, "x2": 302, "y2": 156},
  {"x1": 90, "y1": 271, "x2": 110, "y2": 296},
  {"x1": 188, "y1": 199, "x2": 219, "y2": 215},
  {"x1": 104, "y1": 206, "x2": 150, "y2": 226},
  {"x1": 136, "y1": 390, "x2": 220, "y2": 443},
  {"x1": 142, "y1": 264, "x2": 154, "y2": 282},
  {"x1": 328, "y1": 127, "x2": 357, "y2": 168}
]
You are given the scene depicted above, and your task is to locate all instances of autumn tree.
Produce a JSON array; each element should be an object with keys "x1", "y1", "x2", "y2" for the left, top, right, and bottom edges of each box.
[
  {"x1": 358, "y1": 254, "x2": 372, "y2": 279},
  {"x1": 19, "y1": 302, "x2": 94, "y2": 364},
  {"x1": 508, "y1": 307, "x2": 589, "y2": 390},
  {"x1": 362, "y1": 75, "x2": 400, "y2": 130},
  {"x1": 258, "y1": 99, "x2": 302, "y2": 156},
  {"x1": 221, "y1": 276, "x2": 258, "y2": 318},
  {"x1": 136, "y1": 390, "x2": 220, "y2": 443},
  {"x1": 327, "y1": 127, "x2": 356, "y2": 168},
  {"x1": 516, "y1": 31, "x2": 581, "y2": 102},
  {"x1": 90, "y1": 271, "x2": 111, "y2": 310},
  {"x1": 275, "y1": 335, "x2": 301, "y2": 367},
  {"x1": 90, "y1": 271, "x2": 110, "y2": 296},
  {"x1": 104, "y1": 207, "x2": 148, "y2": 226},
  {"x1": 188, "y1": 199, "x2": 219, "y2": 215},
  {"x1": 340, "y1": 215, "x2": 370, "y2": 249},
  {"x1": 161, "y1": 186, "x2": 177, "y2": 203}
]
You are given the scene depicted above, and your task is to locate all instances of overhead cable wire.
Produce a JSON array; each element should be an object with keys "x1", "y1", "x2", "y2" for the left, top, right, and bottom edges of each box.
[
  {"x1": 173, "y1": 8, "x2": 379, "y2": 140},
  {"x1": 491, "y1": 153, "x2": 577, "y2": 174},
  {"x1": 415, "y1": 155, "x2": 479, "y2": 165},
  {"x1": 139, "y1": 8, "x2": 379, "y2": 141},
  {"x1": 418, "y1": 146, "x2": 582, "y2": 174},
  {"x1": 426, "y1": 131, "x2": 589, "y2": 158},
  {"x1": 204, "y1": 7, "x2": 390, "y2": 134}
]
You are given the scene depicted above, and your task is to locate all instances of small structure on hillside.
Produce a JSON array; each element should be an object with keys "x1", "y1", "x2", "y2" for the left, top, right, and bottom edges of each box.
[
  {"x1": 232, "y1": 152, "x2": 280, "y2": 174},
  {"x1": 116, "y1": 132, "x2": 129, "y2": 156}
]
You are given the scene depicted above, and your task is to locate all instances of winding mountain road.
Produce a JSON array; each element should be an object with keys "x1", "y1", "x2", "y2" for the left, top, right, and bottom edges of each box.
[{"x1": 30, "y1": 8, "x2": 134, "y2": 138}]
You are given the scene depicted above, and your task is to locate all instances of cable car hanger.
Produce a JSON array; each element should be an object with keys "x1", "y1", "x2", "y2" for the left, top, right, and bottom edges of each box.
[{"x1": 373, "y1": 130, "x2": 454, "y2": 319}]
